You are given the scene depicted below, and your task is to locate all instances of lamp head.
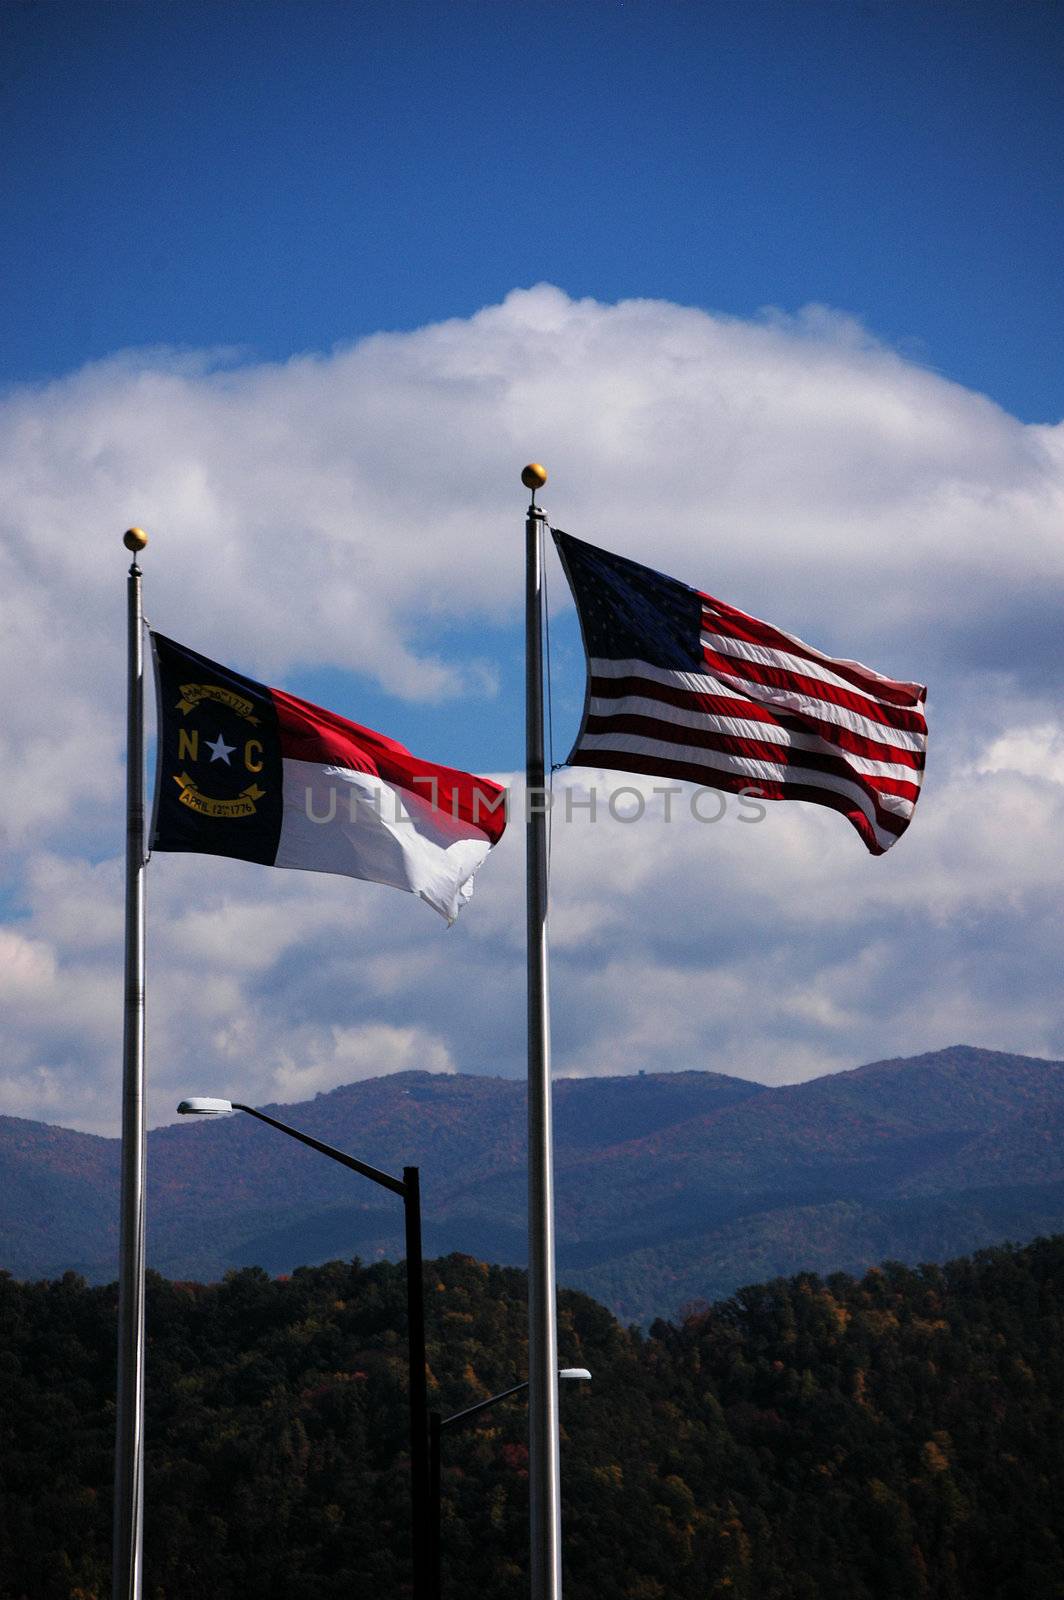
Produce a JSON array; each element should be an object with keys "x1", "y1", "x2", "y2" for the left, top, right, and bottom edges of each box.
[
  {"x1": 177, "y1": 1097, "x2": 234, "y2": 1115},
  {"x1": 559, "y1": 1368, "x2": 592, "y2": 1382}
]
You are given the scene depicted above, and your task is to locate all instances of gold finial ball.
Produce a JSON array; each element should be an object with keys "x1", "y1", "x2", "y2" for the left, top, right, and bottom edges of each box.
[
  {"x1": 123, "y1": 527, "x2": 148, "y2": 552},
  {"x1": 521, "y1": 462, "x2": 548, "y2": 491}
]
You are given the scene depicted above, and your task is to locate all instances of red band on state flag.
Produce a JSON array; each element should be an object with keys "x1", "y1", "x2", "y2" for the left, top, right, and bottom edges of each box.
[{"x1": 270, "y1": 687, "x2": 507, "y2": 844}]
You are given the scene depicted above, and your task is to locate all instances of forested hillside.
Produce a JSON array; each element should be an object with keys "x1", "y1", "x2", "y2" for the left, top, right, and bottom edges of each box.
[{"x1": 3, "y1": 1236, "x2": 1064, "y2": 1598}]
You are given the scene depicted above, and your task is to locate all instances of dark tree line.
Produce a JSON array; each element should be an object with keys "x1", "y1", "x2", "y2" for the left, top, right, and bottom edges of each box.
[{"x1": 2, "y1": 1237, "x2": 1064, "y2": 1598}]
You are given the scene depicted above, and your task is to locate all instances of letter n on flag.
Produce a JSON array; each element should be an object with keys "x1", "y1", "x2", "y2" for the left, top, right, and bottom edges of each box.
[
  {"x1": 150, "y1": 633, "x2": 506, "y2": 922},
  {"x1": 553, "y1": 530, "x2": 928, "y2": 855}
]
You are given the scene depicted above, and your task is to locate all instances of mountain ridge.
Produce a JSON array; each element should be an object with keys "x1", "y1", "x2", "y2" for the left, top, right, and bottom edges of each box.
[{"x1": 4, "y1": 1043, "x2": 1064, "y2": 1320}]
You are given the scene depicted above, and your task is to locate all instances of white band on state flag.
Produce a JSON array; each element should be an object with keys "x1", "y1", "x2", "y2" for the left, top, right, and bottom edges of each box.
[{"x1": 276, "y1": 760, "x2": 498, "y2": 923}]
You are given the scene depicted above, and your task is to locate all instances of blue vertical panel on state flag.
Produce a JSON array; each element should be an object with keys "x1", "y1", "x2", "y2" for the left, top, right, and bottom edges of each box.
[
  {"x1": 553, "y1": 530, "x2": 928, "y2": 855},
  {"x1": 152, "y1": 634, "x2": 284, "y2": 864}
]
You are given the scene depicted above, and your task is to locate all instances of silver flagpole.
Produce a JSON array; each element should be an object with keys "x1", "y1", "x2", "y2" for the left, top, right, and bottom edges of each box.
[
  {"x1": 522, "y1": 464, "x2": 562, "y2": 1600},
  {"x1": 113, "y1": 526, "x2": 149, "y2": 1600}
]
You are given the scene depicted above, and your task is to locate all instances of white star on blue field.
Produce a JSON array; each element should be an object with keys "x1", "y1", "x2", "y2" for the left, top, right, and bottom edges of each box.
[
  {"x1": 1, "y1": 0, "x2": 1062, "y2": 1131},
  {"x1": 206, "y1": 735, "x2": 235, "y2": 766}
]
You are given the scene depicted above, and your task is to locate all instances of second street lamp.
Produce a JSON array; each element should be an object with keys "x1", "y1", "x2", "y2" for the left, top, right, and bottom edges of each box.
[
  {"x1": 429, "y1": 1367, "x2": 592, "y2": 1600},
  {"x1": 177, "y1": 1096, "x2": 431, "y2": 1600}
]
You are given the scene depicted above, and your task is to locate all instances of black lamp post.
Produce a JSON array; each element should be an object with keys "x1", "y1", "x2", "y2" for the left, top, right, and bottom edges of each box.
[
  {"x1": 177, "y1": 1097, "x2": 430, "y2": 1600},
  {"x1": 429, "y1": 1367, "x2": 591, "y2": 1600}
]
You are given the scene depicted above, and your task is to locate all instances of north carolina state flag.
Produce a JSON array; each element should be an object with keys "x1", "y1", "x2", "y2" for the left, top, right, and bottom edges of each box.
[{"x1": 149, "y1": 634, "x2": 506, "y2": 922}]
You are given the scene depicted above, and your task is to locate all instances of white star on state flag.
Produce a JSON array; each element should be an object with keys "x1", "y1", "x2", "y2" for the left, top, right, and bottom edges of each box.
[{"x1": 206, "y1": 733, "x2": 235, "y2": 765}]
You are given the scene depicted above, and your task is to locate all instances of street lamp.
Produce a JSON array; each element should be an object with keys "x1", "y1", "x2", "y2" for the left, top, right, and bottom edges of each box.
[
  {"x1": 177, "y1": 1096, "x2": 431, "y2": 1599},
  {"x1": 429, "y1": 1367, "x2": 592, "y2": 1600}
]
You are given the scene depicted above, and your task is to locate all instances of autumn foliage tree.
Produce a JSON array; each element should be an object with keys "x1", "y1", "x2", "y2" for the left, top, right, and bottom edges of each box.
[{"x1": 1, "y1": 1238, "x2": 1063, "y2": 1598}]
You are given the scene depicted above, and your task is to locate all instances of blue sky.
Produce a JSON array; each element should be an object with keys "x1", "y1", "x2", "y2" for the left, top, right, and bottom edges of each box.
[
  {"x1": 1, "y1": 0, "x2": 1063, "y2": 1133},
  {"x1": 4, "y1": 0, "x2": 1062, "y2": 420}
]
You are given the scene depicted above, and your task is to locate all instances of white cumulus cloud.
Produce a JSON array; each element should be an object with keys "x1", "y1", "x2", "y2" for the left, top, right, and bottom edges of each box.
[{"x1": 1, "y1": 287, "x2": 1063, "y2": 1133}]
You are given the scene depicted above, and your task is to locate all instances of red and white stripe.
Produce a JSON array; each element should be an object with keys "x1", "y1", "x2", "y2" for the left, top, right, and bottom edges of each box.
[
  {"x1": 575, "y1": 594, "x2": 928, "y2": 855},
  {"x1": 271, "y1": 688, "x2": 507, "y2": 922}
]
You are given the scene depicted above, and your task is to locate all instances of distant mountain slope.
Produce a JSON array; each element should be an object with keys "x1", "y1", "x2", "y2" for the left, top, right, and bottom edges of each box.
[
  {"x1": 805, "y1": 1044, "x2": 1064, "y2": 1131},
  {"x1": 4, "y1": 1046, "x2": 1064, "y2": 1321},
  {"x1": 0, "y1": 1116, "x2": 118, "y2": 1279}
]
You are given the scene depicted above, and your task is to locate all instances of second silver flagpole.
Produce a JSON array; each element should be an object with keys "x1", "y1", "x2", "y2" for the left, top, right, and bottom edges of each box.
[
  {"x1": 522, "y1": 464, "x2": 562, "y2": 1600},
  {"x1": 113, "y1": 526, "x2": 149, "y2": 1600}
]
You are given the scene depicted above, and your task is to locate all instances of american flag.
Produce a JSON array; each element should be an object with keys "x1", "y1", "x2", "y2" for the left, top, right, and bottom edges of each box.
[{"x1": 553, "y1": 530, "x2": 927, "y2": 855}]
